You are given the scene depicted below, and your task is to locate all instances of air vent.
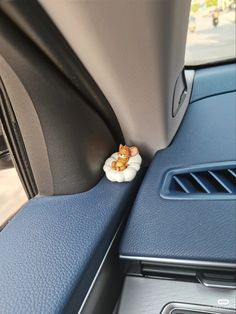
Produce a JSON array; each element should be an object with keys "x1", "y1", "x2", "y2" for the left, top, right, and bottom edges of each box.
[{"x1": 161, "y1": 162, "x2": 236, "y2": 200}]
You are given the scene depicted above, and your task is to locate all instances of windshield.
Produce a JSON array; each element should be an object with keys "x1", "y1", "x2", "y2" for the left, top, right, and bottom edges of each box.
[{"x1": 185, "y1": 0, "x2": 236, "y2": 65}]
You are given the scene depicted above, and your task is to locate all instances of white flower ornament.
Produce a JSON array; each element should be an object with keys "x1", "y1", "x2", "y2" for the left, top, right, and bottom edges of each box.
[{"x1": 103, "y1": 144, "x2": 142, "y2": 182}]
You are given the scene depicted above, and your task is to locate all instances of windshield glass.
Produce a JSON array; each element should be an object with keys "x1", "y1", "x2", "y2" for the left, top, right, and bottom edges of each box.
[{"x1": 185, "y1": 0, "x2": 236, "y2": 65}]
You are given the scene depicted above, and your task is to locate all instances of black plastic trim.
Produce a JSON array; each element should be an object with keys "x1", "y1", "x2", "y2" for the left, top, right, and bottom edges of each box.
[
  {"x1": 0, "y1": 1, "x2": 124, "y2": 145},
  {"x1": 0, "y1": 78, "x2": 36, "y2": 198},
  {"x1": 0, "y1": 12, "x2": 116, "y2": 195}
]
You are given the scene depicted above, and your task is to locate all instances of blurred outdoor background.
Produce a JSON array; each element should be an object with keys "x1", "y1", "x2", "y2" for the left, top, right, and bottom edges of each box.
[
  {"x1": 186, "y1": 0, "x2": 236, "y2": 64},
  {"x1": 0, "y1": 129, "x2": 27, "y2": 228}
]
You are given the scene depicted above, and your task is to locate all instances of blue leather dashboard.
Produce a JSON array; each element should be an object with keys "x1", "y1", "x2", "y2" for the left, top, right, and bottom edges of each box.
[
  {"x1": 120, "y1": 65, "x2": 236, "y2": 266},
  {"x1": 190, "y1": 63, "x2": 236, "y2": 103},
  {"x1": 0, "y1": 175, "x2": 141, "y2": 313}
]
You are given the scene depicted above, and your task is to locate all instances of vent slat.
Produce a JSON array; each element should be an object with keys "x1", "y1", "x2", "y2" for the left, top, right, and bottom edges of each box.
[
  {"x1": 173, "y1": 176, "x2": 190, "y2": 193},
  {"x1": 208, "y1": 171, "x2": 233, "y2": 193},
  {"x1": 189, "y1": 173, "x2": 210, "y2": 193},
  {"x1": 164, "y1": 164, "x2": 236, "y2": 199},
  {"x1": 216, "y1": 169, "x2": 236, "y2": 193},
  {"x1": 228, "y1": 169, "x2": 236, "y2": 178}
]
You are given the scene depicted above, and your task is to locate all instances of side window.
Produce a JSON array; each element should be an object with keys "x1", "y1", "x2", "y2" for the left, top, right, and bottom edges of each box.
[
  {"x1": 185, "y1": 0, "x2": 236, "y2": 65},
  {"x1": 0, "y1": 122, "x2": 27, "y2": 228}
]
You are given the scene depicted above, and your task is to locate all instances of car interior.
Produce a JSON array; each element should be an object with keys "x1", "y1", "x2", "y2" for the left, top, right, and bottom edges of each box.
[{"x1": 0, "y1": 1, "x2": 235, "y2": 314}]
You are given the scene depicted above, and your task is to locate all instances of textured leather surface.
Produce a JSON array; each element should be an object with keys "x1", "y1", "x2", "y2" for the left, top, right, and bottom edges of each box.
[
  {"x1": 0, "y1": 175, "x2": 141, "y2": 314},
  {"x1": 191, "y1": 63, "x2": 236, "y2": 103},
  {"x1": 120, "y1": 91, "x2": 236, "y2": 263}
]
